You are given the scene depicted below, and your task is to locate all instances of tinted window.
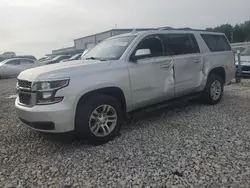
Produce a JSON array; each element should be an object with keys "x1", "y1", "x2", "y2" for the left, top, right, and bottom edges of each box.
[
  {"x1": 201, "y1": 34, "x2": 231, "y2": 52},
  {"x1": 164, "y1": 34, "x2": 200, "y2": 55},
  {"x1": 132, "y1": 35, "x2": 163, "y2": 60},
  {"x1": 6, "y1": 60, "x2": 20, "y2": 65},
  {"x1": 20, "y1": 59, "x2": 34, "y2": 64}
]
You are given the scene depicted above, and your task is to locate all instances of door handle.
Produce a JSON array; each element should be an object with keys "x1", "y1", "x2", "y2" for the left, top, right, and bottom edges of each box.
[
  {"x1": 194, "y1": 59, "x2": 201, "y2": 63},
  {"x1": 160, "y1": 64, "x2": 172, "y2": 68}
]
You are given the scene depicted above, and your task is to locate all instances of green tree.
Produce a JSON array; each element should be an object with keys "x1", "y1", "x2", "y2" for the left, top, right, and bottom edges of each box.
[
  {"x1": 242, "y1": 20, "x2": 250, "y2": 41},
  {"x1": 232, "y1": 24, "x2": 246, "y2": 42},
  {"x1": 213, "y1": 24, "x2": 233, "y2": 42},
  {"x1": 205, "y1": 19, "x2": 250, "y2": 43}
]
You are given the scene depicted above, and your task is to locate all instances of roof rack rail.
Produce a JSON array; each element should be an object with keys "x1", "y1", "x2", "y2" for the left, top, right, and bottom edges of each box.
[{"x1": 158, "y1": 27, "x2": 206, "y2": 32}]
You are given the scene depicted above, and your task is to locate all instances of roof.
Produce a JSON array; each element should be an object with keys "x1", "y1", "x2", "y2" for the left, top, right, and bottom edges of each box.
[
  {"x1": 0, "y1": 57, "x2": 35, "y2": 63},
  {"x1": 74, "y1": 28, "x2": 154, "y2": 41},
  {"x1": 73, "y1": 27, "x2": 210, "y2": 41}
]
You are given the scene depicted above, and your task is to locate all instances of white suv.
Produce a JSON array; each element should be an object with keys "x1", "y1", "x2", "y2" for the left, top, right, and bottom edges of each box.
[{"x1": 16, "y1": 30, "x2": 235, "y2": 144}]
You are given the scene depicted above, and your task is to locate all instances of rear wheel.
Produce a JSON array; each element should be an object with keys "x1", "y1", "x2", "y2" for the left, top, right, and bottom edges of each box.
[
  {"x1": 75, "y1": 94, "x2": 124, "y2": 145},
  {"x1": 202, "y1": 74, "x2": 224, "y2": 105}
]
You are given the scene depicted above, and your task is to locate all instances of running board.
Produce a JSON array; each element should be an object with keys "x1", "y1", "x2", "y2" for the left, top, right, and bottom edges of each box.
[{"x1": 128, "y1": 92, "x2": 202, "y2": 115}]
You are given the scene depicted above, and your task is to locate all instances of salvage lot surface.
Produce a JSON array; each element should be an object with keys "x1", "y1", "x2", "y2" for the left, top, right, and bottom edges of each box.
[{"x1": 1, "y1": 78, "x2": 250, "y2": 188}]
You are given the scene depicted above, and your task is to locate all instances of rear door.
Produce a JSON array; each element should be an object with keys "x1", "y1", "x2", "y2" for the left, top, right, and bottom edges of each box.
[
  {"x1": 20, "y1": 59, "x2": 36, "y2": 70},
  {"x1": 164, "y1": 34, "x2": 203, "y2": 97}
]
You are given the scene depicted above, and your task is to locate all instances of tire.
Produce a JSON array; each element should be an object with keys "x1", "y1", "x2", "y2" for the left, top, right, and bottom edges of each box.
[
  {"x1": 202, "y1": 74, "x2": 224, "y2": 105},
  {"x1": 75, "y1": 94, "x2": 124, "y2": 145}
]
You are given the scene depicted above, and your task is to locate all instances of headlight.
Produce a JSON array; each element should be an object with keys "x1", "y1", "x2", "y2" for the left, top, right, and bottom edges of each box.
[{"x1": 36, "y1": 79, "x2": 69, "y2": 105}]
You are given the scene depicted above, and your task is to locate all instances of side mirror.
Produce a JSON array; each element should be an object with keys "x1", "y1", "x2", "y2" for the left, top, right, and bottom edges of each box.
[
  {"x1": 130, "y1": 49, "x2": 151, "y2": 62},
  {"x1": 135, "y1": 49, "x2": 151, "y2": 57}
]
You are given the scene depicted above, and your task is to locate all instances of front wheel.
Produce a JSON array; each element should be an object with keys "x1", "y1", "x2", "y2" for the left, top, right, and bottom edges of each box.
[
  {"x1": 75, "y1": 94, "x2": 124, "y2": 145},
  {"x1": 202, "y1": 74, "x2": 224, "y2": 105}
]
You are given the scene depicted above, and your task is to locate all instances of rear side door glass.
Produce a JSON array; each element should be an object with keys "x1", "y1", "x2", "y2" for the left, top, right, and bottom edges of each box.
[
  {"x1": 163, "y1": 34, "x2": 200, "y2": 55},
  {"x1": 201, "y1": 34, "x2": 231, "y2": 52},
  {"x1": 20, "y1": 59, "x2": 34, "y2": 65},
  {"x1": 6, "y1": 59, "x2": 20, "y2": 66}
]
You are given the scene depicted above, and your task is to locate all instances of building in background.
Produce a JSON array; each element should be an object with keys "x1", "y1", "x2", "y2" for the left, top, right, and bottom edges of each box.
[{"x1": 51, "y1": 28, "x2": 153, "y2": 56}]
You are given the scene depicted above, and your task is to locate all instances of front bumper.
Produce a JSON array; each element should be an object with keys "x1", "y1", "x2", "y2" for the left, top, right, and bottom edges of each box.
[
  {"x1": 15, "y1": 97, "x2": 75, "y2": 133},
  {"x1": 236, "y1": 65, "x2": 250, "y2": 75}
]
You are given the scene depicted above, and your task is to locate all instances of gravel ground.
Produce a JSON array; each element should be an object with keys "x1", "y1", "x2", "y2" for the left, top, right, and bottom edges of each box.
[{"x1": 1, "y1": 78, "x2": 250, "y2": 188}]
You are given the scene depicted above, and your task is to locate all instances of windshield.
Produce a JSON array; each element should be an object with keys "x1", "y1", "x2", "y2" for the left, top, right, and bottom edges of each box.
[
  {"x1": 241, "y1": 47, "x2": 250, "y2": 56},
  {"x1": 0, "y1": 59, "x2": 8, "y2": 66},
  {"x1": 82, "y1": 36, "x2": 136, "y2": 61}
]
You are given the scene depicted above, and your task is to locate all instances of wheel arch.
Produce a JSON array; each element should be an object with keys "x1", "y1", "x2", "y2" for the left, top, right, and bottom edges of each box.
[
  {"x1": 208, "y1": 67, "x2": 226, "y2": 84},
  {"x1": 76, "y1": 86, "x2": 127, "y2": 113}
]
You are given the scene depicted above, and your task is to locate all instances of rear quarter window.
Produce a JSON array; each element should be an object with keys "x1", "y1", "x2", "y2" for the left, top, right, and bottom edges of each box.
[{"x1": 201, "y1": 34, "x2": 231, "y2": 52}]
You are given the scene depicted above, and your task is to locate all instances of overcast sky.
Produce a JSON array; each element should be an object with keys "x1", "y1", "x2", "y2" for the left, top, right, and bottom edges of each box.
[{"x1": 0, "y1": 0, "x2": 249, "y2": 58}]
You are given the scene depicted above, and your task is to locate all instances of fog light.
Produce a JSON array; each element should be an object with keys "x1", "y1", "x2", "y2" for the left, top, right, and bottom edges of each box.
[{"x1": 42, "y1": 92, "x2": 52, "y2": 99}]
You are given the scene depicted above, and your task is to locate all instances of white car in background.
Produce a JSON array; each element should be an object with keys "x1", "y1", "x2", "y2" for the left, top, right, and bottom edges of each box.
[
  {"x1": 235, "y1": 46, "x2": 250, "y2": 75},
  {"x1": 60, "y1": 53, "x2": 82, "y2": 62},
  {"x1": 0, "y1": 58, "x2": 39, "y2": 79}
]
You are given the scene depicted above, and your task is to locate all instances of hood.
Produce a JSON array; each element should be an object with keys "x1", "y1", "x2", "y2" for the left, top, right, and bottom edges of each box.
[
  {"x1": 235, "y1": 55, "x2": 250, "y2": 65},
  {"x1": 18, "y1": 60, "x2": 111, "y2": 81}
]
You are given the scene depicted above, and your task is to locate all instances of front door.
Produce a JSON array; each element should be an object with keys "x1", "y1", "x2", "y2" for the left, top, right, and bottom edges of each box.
[
  {"x1": 3, "y1": 59, "x2": 21, "y2": 76},
  {"x1": 163, "y1": 33, "x2": 203, "y2": 97},
  {"x1": 127, "y1": 35, "x2": 175, "y2": 109}
]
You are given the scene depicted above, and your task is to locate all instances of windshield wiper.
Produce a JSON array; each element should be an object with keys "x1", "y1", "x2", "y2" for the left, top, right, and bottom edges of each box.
[{"x1": 85, "y1": 57, "x2": 105, "y2": 61}]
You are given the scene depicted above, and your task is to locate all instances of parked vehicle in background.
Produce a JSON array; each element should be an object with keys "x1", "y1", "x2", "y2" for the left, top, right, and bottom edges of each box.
[
  {"x1": 0, "y1": 58, "x2": 38, "y2": 78},
  {"x1": 42, "y1": 55, "x2": 71, "y2": 65},
  {"x1": 38, "y1": 57, "x2": 48, "y2": 62},
  {"x1": 235, "y1": 46, "x2": 250, "y2": 75},
  {"x1": 60, "y1": 53, "x2": 82, "y2": 62},
  {"x1": 10, "y1": 55, "x2": 37, "y2": 61},
  {"x1": 80, "y1": 49, "x2": 90, "y2": 59},
  {"x1": 38, "y1": 56, "x2": 53, "y2": 62},
  {"x1": 16, "y1": 30, "x2": 235, "y2": 144},
  {"x1": 232, "y1": 46, "x2": 246, "y2": 53},
  {"x1": 1, "y1": 52, "x2": 16, "y2": 59},
  {"x1": 0, "y1": 52, "x2": 16, "y2": 62}
]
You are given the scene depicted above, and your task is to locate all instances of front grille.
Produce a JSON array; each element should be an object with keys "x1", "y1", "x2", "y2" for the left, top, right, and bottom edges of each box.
[
  {"x1": 18, "y1": 80, "x2": 32, "y2": 88},
  {"x1": 19, "y1": 93, "x2": 31, "y2": 105},
  {"x1": 242, "y1": 66, "x2": 250, "y2": 71}
]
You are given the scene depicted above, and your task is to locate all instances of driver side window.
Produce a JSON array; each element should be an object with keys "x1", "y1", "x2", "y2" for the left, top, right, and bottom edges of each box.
[{"x1": 131, "y1": 35, "x2": 163, "y2": 61}]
